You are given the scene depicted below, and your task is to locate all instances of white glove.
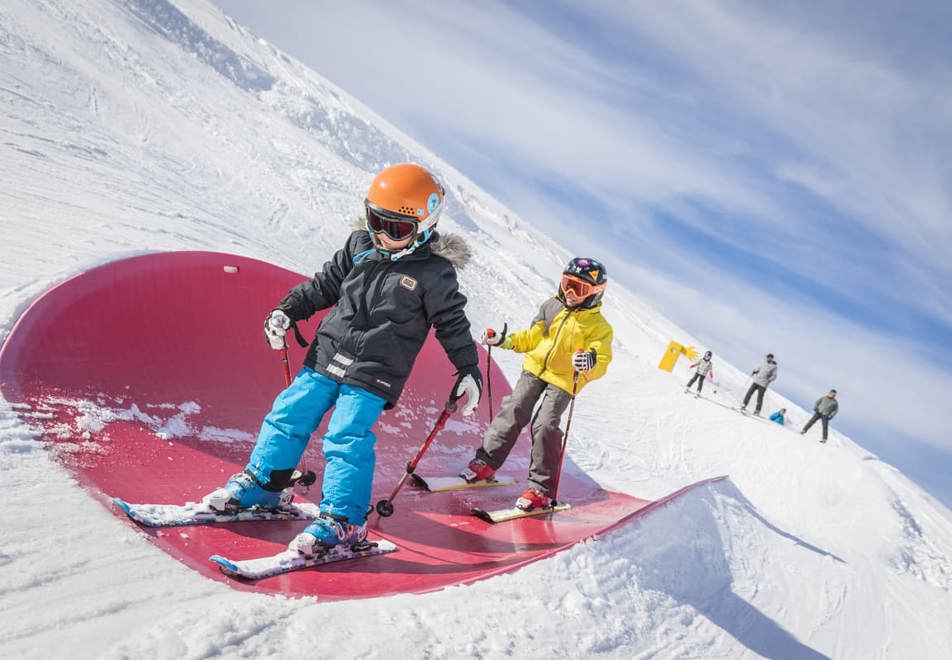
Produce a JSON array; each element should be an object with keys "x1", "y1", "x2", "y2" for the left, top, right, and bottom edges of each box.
[
  {"x1": 480, "y1": 328, "x2": 505, "y2": 346},
  {"x1": 453, "y1": 371, "x2": 483, "y2": 416},
  {"x1": 264, "y1": 309, "x2": 291, "y2": 350},
  {"x1": 572, "y1": 350, "x2": 596, "y2": 372}
]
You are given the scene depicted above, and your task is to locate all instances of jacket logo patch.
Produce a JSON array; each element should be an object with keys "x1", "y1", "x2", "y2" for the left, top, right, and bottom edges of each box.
[{"x1": 399, "y1": 276, "x2": 418, "y2": 291}]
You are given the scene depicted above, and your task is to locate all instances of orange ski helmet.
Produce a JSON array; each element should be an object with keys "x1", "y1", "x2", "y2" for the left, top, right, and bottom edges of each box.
[{"x1": 365, "y1": 163, "x2": 445, "y2": 242}]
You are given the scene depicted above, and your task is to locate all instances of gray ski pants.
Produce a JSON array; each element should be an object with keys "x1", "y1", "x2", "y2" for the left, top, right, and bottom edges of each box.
[
  {"x1": 686, "y1": 373, "x2": 706, "y2": 393},
  {"x1": 802, "y1": 412, "x2": 830, "y2": 441},
  {"x1": 743, "y1": 383, "x2": 767, "y2": 413},
  {"x1": 476, "y1": 370, "x2": 574, "y2": 496}
]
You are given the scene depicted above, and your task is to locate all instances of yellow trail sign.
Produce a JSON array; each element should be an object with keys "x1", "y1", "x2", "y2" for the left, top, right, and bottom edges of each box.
[{"x1": 658, "y1": 341, "x2": 699, "y2": 372}]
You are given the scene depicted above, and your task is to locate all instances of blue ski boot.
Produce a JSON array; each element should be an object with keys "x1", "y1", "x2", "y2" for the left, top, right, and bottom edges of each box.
[
  {"x1": 288, "y1": 513, "x2": 368, "y2": 557},
  {"x1": 202, "y1": 471, "x2": 293, "y2": 514}
]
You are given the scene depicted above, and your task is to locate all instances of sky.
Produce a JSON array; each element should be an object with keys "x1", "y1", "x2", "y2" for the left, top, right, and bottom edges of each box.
[{"x1": 211, "y1": 0, "x2": 952, "y2": 505}]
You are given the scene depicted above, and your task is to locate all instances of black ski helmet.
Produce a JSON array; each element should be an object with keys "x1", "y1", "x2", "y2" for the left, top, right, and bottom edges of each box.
[{"x1": 559, "y1": 257, "x2": 607, "y2": 309}]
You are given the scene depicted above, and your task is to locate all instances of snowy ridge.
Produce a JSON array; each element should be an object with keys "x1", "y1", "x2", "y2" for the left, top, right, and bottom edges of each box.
[{"x1": 1, "y1": 0, "x2": 951, "y2": 657}]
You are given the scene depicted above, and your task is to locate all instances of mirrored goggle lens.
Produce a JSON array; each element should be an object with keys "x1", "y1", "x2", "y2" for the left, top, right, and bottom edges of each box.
[
  {"x1": 366, "y1": 206, "x2": 418, "y2": 240},
  {"x1": 561, "y1": 274, "x2": 593, "y2": 297}
]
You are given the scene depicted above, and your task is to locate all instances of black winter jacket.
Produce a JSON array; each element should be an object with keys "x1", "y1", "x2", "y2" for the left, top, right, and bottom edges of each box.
[{"x1": 278, "y1": 229, "x2": 478, "y2": 407}]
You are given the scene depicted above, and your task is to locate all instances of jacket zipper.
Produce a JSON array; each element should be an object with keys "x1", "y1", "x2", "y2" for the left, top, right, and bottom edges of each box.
[
  {"x1": 367, "y1": 260, "x2": 391, "y2": 320},
  {"x1": 350, "y1": 259, "x2": 390, "y2": 358},
  {"x1": 539, "y1": 309, "x2": 574, "y2": 377}
]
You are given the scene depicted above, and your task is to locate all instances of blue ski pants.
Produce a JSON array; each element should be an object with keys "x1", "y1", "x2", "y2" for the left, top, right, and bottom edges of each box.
[{"x1": 246, "y1": 367, "x2": 386, "y2": 524}]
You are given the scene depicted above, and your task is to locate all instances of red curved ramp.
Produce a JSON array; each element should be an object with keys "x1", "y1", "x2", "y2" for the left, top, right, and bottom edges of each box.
[{"x1": 1, "y1": 251, "x2": 704, "y2": 599}]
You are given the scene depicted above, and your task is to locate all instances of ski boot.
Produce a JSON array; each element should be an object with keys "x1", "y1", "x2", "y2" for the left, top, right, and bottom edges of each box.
[
  {"x1": 288, "y1": 513, "x2": 369, "y2": 557},
  {"x1": 459, "y1": 457, "x2": 495, "y2": 483},
  {"x1": 515, "y1": 487, "x2": 551, "y2": 512},
  {"x1": 202, "y1": 471, "x2": 293, "y2": 515}
]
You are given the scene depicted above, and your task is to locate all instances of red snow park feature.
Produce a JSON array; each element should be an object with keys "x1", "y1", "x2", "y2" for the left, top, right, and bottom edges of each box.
[{"x1": 0, "y1": 251, "x2": 724, "y2": 600}]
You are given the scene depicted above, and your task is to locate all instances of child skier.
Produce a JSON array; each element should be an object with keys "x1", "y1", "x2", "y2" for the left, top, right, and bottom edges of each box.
[
  {"x1": 685, "y1": 350, "x2": 714, "y2": 394},
  {"x1": 460, "y1": 258, "x2": 613, "y2": 511},
  {"x1": 202, "y1": 163, "x2": 482, "y2": 556}
]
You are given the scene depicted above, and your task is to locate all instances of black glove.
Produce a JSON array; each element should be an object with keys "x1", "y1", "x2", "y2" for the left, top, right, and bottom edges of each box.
[{"x1": 452, "y1": 365, "x2": 483, "y2": 416}]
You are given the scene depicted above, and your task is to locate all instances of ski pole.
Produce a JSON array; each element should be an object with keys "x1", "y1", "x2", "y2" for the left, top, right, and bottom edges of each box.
[
  {"x1": 279, "y1": 318, "x2": 309, "y2": 387},
  {"x1": 485, "y1": 323, "x2": 506, "y2": 423},
  {"x1": 280, "y1": 345, "x2": 292, "y2": 387},
  {"x1": 551, "y1": 358, "x2": 582, "y2": 505},
  {"x1": 375, "y1": 396, "x2": 458, "y2": 517}
]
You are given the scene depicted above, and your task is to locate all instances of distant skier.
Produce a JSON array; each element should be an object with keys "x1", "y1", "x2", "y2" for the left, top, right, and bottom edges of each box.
[
  {"x1": 769, "y1": 408, "x2": 787, "y2": 425},
  {"x1": 740, "y1": 353, "x2": 777, "y2": 416},
  {"x1": 202, "y1": 163, "x2": 482, "y2": 557},
  {"x1": 460, "y1": 258, "x2": 613, "y2": 512},
  {"x1": 801, "y1": 390, "x2": 838, "y2": 443},
  {"x1": 684, "y1": 350, "x2": 715, "y2": 395}
]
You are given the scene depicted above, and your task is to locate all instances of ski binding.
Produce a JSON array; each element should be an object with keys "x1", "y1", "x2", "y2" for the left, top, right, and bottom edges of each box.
[
  {"x1": 411, "y1": 473, "x2": 517, "y2": 492},
  {"x1": 471, "y1": 502, "x2": 572, "y2": 524}
]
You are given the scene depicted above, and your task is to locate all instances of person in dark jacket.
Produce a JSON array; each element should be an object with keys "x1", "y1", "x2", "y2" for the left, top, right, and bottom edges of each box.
[
  {"x1": 740, "y1": 353, "x2": 777, "y2": 416},
  {"x1": 203, "y1": 164, "x2": 481, "y2": 556},
  {"x1": 801, "y1": 389, "x2": 838, "y2": 442}
]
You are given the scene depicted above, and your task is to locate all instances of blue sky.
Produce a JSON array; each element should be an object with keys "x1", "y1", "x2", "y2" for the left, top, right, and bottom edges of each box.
[{"x1": 212, "y1": 0, "x2": 952, "y2": 505}]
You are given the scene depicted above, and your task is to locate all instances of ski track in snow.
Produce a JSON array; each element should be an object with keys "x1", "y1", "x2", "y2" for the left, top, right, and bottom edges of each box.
[{"x1": 1, "y1": 0, "x2": 952, "y2": 658}]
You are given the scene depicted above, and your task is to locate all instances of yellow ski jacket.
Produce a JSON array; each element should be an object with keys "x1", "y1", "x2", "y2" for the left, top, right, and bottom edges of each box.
[{"x1": 504, "y1": 297, "x2": 613, "y2": 394}]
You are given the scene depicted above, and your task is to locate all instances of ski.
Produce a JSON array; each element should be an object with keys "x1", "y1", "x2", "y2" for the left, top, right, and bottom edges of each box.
[
  {"x1": 410, "y1": 473, "x2": 517, "y2": 492},
  {"x1": 210, "y1": 539, "x2": 398, "y2": 579},
  {"x1": 471, "y1": 502, "x2": 572, "y2": 524},
  {"x1": 736, "y1": 408, "x2": 770, "y2": 422},
  {"x1": 113, "y1": 497, "x2": 320, "y2": 528}
]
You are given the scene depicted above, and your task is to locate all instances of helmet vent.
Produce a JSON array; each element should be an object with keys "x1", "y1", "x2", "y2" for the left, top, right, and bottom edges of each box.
[{"x1": 398, "y1": 206, "x2": 416, "y2": 215}]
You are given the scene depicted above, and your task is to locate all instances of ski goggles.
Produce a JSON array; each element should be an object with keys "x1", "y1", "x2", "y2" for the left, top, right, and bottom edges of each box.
[
  {"x1": 365, "y1": 203, "x2": 419, "y2": 241},
  {"x1": 560, "y1": 273, "x2": 605, "y2": 299}
]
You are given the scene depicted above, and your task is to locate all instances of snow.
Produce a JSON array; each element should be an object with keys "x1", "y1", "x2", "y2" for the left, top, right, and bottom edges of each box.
[
  {"x1": 1, "y1": 0, "x2": 951, "y2": 658},
  {"x1": 27, "y1": 396, "x2": 252, "y2": 446}
]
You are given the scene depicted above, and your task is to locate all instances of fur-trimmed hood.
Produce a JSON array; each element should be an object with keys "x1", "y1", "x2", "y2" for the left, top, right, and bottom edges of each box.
[{"x1": 354, "y1": 216, "x2": 471, "y2": 269}]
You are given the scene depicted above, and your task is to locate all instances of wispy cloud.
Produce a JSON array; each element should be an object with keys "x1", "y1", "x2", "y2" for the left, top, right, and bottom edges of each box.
[{"x1": 213, "y1": 0, "x2": 952, "y2": 491}]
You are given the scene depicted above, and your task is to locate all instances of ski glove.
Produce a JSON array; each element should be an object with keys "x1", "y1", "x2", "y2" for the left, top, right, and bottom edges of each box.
[
  {"x1": 480, "y1": 325, "x2": 512, "y2": 349},
  {"x1": 573, "y1": 349, "x2": 597, "y2": 372},
  {"x1": 263, "y1": 309, "x2": 291, "y2": 350},
  {"x1": 452, "y1": 365, "x2": 483, "y2": 416},
  {"x1": 480, "y1": 327, "x2": 506, "y2": 346}
]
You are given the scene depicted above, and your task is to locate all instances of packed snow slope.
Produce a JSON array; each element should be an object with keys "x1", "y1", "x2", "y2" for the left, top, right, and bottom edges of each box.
[{"x1": 1, "y1": 1, "x2": 950, "y2": 658}]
